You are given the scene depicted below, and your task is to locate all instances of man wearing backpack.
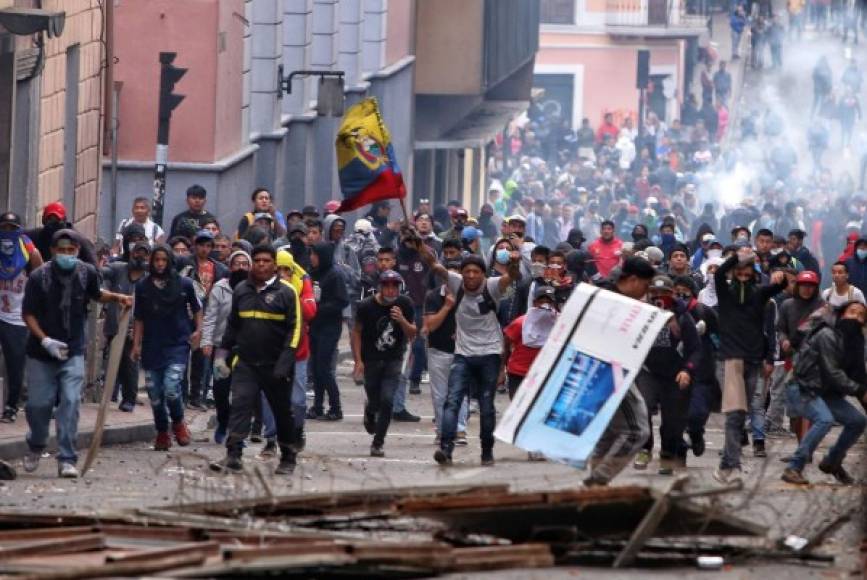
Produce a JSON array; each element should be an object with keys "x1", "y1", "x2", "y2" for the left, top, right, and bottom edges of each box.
[
  {"x1": 782, "y1": 301, "x2": 867, "y2": 486},
  {"x1": 421, "y1": 244, "x2": 521, "y2": 467}
]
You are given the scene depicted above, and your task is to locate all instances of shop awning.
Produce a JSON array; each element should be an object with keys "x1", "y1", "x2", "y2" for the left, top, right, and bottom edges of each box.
[{"x1": 415, "y1": 99, "x2": 528, "y2": 150}]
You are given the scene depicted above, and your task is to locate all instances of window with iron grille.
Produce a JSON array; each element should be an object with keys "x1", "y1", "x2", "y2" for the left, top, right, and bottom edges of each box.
[{"x1": 541, "y1": 0, "x2": 575, "y2": 24}]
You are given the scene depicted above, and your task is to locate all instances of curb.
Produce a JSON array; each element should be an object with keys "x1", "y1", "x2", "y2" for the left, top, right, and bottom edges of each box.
[{"x1": 0, "y1": 422, "x2": 156, "y2": 461}]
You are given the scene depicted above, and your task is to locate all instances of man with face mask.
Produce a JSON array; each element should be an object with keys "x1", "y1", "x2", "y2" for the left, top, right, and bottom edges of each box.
[
  {"x1": 500, "y1": 285, "x2": 559, "y2": 401},
  {"x1": 26, "y1": 202, "x2": 96, "y2": 267},
  {"x1": 441, "y1": 208, "x2": 469, "y2": 243},
  {"x1": 201, "y1": 250, "x2": 251, "y2": 444},
  {"x1": 22, "y1": 230, "x2": 132, "y2": 478},
  {"x1": 131, "y1": 245, "x2": 201, "y2": 452},
  {"x1": 352, "y1": 270, "x2": 416, "y2": 457},
  {"x1": 843, "y1": 238, "x2": 867, "y2": 297},
  {"x1": 509, "y1": 246, "x2": 549, "y2": 323},
  {"x1": 101, "y1": 239, "x2": 150, "y2": 412},
  {"x1": 713, "y1": 248, "x2": 787, "y2": 484},
  {"x1": 632, "y1": 275, "x2": 701, "y2": 475},
  {"x1": 782, "y1": 301, "x2": 867, "y2": 486},
  {"x1": 0, "y1": 213, "x2": 42, "y2": 423}
]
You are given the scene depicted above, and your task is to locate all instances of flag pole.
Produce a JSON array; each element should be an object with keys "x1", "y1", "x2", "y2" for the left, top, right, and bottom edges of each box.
[{"x1": 398, "y1": 196, "x2": 411, "y2": 225}]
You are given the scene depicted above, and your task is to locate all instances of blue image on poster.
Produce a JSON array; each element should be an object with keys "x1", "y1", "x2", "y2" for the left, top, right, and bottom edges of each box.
[{"x1": 544, "y1": 353, "x2": 615, "y2": 437}]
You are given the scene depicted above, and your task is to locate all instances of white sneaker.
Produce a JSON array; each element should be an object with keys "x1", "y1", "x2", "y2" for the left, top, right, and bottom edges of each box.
[
  {"x1": 712, "y1": 466, "x2": 742, "y2": 485},
  {"x1": 58, "y1": 463, "x2": 79, "y2": 479},
  {"x1": 23, "y1": 452, "x2": 40, "y2": 473},
  {"x1": 421, "y1": 372, "x2": 430, "y2": 384}
]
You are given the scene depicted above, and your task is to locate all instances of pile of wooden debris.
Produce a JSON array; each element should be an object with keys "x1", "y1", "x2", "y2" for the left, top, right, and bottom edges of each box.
[{"x1": 0, "y1": 479, "x2": 837, "y2": 578}]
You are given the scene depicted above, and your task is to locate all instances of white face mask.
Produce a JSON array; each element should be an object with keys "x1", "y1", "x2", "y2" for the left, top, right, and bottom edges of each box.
[
  {"x1": 707, "y1": 249, "x2": 723, "y2": 259},
  {"x1": 530, "y1": 263, "x2": 546, "y2": 279}
]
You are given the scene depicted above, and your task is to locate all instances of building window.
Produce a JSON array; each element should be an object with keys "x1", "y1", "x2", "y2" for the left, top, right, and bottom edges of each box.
[{"x1": 540, "y1": 0, "x2": 575, "y2": 24}]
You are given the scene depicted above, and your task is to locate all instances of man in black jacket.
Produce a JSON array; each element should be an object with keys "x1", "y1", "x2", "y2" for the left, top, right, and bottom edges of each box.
[
  {"x1": 211, "y1": 245, "x2": 300, "y2": 475},
  {"x1": 307, "y1": 242, "x2": 349, "y2": 421},
  {"x1": 673, "y1": 275, "x2": 719, "y2": 458},
  {"x1": 713, "y1": 248, "x2": 787, "y2": 484},
  {"x1": 782, "y1": 301, "x2": 867, "y2": 485},
  {"x1": 633, "y1": 275, "x2": 701, "y2": 475}
]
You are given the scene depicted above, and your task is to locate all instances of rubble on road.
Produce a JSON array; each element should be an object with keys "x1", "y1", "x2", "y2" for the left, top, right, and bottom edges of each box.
[{"x1": 0, "y1": 480, "x2": 841, "y2": 578}]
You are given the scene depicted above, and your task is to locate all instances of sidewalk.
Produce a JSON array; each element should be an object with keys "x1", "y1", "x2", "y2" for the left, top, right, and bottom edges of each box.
[{"x1": 0, "y1": 404, "x2": 224, "y2": 461}]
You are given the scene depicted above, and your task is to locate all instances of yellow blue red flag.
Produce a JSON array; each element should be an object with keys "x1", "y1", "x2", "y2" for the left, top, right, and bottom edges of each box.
[{"x1": 335, "y1": 98, "x2": 406, "y2": 212}]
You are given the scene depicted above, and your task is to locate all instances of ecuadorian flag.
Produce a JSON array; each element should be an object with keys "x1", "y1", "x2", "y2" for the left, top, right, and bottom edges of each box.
[{"x1": 335, "y1": 98, "x2": 406, "y2": 213}]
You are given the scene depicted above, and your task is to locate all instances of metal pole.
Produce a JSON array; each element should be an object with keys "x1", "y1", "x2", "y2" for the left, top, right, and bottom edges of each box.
[{"x1": 109, "y1": 82, "x2": 120, "y2": 235}]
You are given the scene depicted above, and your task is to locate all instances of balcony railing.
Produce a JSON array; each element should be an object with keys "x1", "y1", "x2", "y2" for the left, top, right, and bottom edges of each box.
[{"x1": 605, "y1": 0, "x2": 708, "y2": 29}]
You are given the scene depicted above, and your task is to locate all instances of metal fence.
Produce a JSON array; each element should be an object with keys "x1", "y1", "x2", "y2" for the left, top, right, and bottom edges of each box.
[{"x1": 605, "y1": 0, "x2": 709, "y2": 28}]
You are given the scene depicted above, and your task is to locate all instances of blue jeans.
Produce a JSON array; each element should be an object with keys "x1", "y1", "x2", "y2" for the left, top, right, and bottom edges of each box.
[
  {"x1": 144, "y1": 364, "x2": 186, "y2": 433},
  {"x1": 687, "y1": 381, "x2": 712, "y2": 439},
  {"x1": 25, "y1": 356, "x2": 85, "y2": 464},
  {"x1": 263, "y1": 359, "x2": 307, "y2": 439},
  {"x1": 788, "y1": 395, "x2": 866, "y2": 471},
  {"x1": 440, "y1": 354, "x2": 500, "y2": 453}
]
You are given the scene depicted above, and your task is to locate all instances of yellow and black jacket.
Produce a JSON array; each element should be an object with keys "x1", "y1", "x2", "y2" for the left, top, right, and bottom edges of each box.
[{"x1": 220, "y1": 276, "x2": 301, "y2": 367}]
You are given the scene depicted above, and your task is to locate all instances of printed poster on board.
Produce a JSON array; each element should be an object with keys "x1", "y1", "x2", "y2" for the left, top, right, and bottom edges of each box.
[{"x1": 494, "y1": 283, "x2": 671, "y2": 468}]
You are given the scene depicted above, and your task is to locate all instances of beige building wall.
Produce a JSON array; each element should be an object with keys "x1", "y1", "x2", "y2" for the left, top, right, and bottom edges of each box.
[{"x1": 37, "y1": 0, "x2": 104, "y2": 239}]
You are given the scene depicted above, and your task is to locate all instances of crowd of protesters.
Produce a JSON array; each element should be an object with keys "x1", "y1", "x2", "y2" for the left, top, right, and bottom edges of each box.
[{"x1": 0, "y1": 10, "x2": 864, "y2": 485}]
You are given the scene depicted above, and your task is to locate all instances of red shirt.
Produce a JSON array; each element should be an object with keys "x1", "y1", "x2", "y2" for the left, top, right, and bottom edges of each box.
[
  {"x1": 504, "y1": 315, "x2": 541, "y2": 377},
  {"x1": 587, "y1": 236, "x2": 623, "y2": 278}
]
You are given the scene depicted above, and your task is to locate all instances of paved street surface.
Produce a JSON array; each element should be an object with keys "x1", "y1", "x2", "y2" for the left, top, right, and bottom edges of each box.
[{"x1": 0, "y1": 359, "x2": 861, "y2": 578}]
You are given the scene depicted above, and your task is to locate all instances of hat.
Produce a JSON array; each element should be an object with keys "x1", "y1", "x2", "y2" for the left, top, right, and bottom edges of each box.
[
  {"x1": 194, "y1": 229, "x2": 215, "y2": 243},
  {"x1": 229, "y1": 249, "x2": 252, "y2": 267},
  {"x1": 701, "y1": 233, "x2": 717, "y2": 243},
  {"x1": 0, "y1": 212, "x2": 21, "y2": 228},
  {"x1": 324, "y1": 200, "x2": 341, "y2": 213},
  {"x1": 461, "y1": 227, "x2": 481, "y2": 242},
  {"x1": 645, "y1": 246, "x2": 664, "y2": 263},
  {"x1": 289, "y1": 222, "x2": 308, "y2": 236},
  {"x1": 378, "y1": 269, "x2": 403, "y2": 286},
  {"x1": 301, "y1": 205, "x2": 319, "y2": 216},
  {"x1": 253, "y1": 212, "x2": 273, "y2": 223},
  {"x1": 286, "y1": 209, "x2": 304, "y2": 220},
  {"x1": 43, "y1": 202, "x2": 66, "y2": 221},
  {"x1": 788, "y1": 228, "x2": 806, "y2": 239},
  {"x1": 507, "y1": 214, "x2": 526, "y2": 224},
  {"x1": 731, "y1": 225, "x2": 750, "y2": 237},
  {"x1": 276, "y1": 249, "x2": 293, "y2": 269},
  {"x1": 533, "y1": 285, "x2": 556, "y2": 302},
  {"x1": 354, "y1": 218, "x2": 373, "y2": 234},
  {"x1": 51, "y1": 228, "x2": 80, "y2": 246},
  {"x1": 796, "y1": 271, "x2": 819, "y2": 285},
  {"x1": 650, "y1": 274, "x2": 674, "y2": 293},
  {"x1": 455, "y1": 208, "x2": 469, "y2": 218}
]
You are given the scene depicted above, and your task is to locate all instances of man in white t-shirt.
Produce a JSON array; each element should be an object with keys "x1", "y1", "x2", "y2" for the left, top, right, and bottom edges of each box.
[
  {"x1": 112, "y1": 197, "x2": 165, "y2": 254},
  {"x1": 417, "y1": 242, "x2": 521, "y2": 467},
  {"x1": 822, "y1": 261, "x2": 866, "y2": 308}
]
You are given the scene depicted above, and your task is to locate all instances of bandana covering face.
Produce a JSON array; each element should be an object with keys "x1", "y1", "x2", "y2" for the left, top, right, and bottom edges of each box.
[{"x1": 0, "y1": 231, "x2": 27, "y2": 281}]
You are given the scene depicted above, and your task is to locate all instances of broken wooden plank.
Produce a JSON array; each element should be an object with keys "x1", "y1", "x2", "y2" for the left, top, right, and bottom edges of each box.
[
  {"x1": 0, "y1": 534, "x2": 106, "y2": 560},
  {"x1": 613, "y1": 476, "x2": 689, "y2": 568},
  {"x1": 450, "y1": 544, "x2": 554, "y2": 572},
  {"x1": 15, "y1": 551, "x2": 206, "y2": 580},
  {"x1": 0, "y1": 526, "x2": 96, "y2": 543},
  {"x1": 105, "y1": 541, "x2": 220, "y2": 563},
  {"x1": 223, "y1": 541, "x2": 347, "y2": 561}
]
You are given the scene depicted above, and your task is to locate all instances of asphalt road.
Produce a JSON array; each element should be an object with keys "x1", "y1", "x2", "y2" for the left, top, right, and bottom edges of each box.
[{"x1": 0, "y1": 357, "x2": 860, "y2": 578}]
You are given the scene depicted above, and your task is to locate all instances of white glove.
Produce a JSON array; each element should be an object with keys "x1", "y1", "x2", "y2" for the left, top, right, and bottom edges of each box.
[
  {"x1": 213, "y1": 358, "x2": 231, "y2": 380},
  {"x1": 41, "y1": 337, "x2": 69, "y2": 361},
  {"x1": 695, "y1": 320, "x2": 707, "y2": 336}
]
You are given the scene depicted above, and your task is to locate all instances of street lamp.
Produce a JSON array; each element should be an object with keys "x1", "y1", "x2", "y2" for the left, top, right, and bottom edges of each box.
[{"x1": 277, "y1": 65, "x2": 345, "y2": 117}]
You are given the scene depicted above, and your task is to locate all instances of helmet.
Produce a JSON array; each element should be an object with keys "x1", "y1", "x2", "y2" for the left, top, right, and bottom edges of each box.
[
  {"x1": 276, "y1": 249, "x2": 293, "y2": 269},
  {"x1": 796, "y1": 271, "x2": 819, "y2": 285},
  {"x1": 378, "y1": 269, "x2": 403, "y2": 286},
  {"x1": 324, "y1": 200, "x2": 341, "y2": 213}
]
